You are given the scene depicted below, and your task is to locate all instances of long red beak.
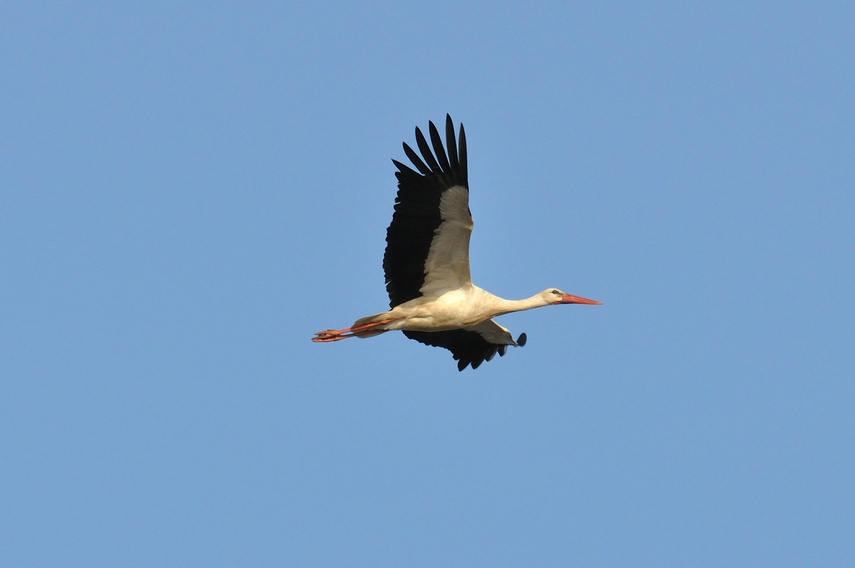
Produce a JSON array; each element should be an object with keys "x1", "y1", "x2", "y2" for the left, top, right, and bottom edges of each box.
[{"x1": 561, "y1": 293, "x2": 603, "y2": 305}]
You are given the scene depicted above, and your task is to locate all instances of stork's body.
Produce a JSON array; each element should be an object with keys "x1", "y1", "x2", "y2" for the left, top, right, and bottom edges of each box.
[{"x1": 313, "y1": 116, "x2": 601, "y2": 370}]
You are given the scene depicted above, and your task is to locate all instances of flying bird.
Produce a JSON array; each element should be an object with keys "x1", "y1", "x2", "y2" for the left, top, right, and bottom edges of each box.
[{"x1": 313, "y1": 115, "x2": 601, "y2": 370}]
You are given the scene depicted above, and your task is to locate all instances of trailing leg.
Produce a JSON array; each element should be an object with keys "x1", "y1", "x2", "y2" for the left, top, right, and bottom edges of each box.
[{"x1": 312, "y1": 316, "x2": 395, "y2": 342}]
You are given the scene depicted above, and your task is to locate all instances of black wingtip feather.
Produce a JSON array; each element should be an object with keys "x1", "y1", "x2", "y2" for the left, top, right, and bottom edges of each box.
[
  {"x1": 458, "y1": 123, "x2": 468, "y2": 183},
  {"x1": 402, "y1": 141, "x2": 430, "y2": 175},
  {"x1": 391, "y1": 158, "x2": 409, "y2": 172},
  {"x1": 415, "y1": 127, "x2": 441, "y2": 173},
  {"x1": 429, "y1": 121, "x2": 451, "y2": 173},
  {"x1": 445, "y1": 115, "x2": 459, "y2": 172}
]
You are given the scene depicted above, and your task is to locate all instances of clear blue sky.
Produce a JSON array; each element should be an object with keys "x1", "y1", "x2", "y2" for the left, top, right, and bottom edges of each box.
[{"x1": 3, "y1": 2, "x2": 854, "y2": 566}]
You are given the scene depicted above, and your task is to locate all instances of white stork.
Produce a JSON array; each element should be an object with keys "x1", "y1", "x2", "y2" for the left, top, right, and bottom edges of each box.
[{"x1": 313, "y1": 115, "x2": 602, "y2": 371}]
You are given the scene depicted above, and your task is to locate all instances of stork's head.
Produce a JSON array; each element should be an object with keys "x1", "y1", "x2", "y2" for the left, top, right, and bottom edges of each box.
[{"x1": 542, "y1": 288, "x2": 603, "y2": 306}]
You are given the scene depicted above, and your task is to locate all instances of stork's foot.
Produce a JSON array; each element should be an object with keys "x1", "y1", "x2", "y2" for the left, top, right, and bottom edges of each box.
[
  {"x1": 312, "y1": 330, "x2": 349, "y2": 342},
  {"x1": 312, "y1": 318, "x2": 395, "y2": 342}
]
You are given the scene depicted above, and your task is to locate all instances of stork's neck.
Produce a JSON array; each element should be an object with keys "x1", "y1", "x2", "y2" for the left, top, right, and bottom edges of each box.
[{"x1": 485, "y1": 292, "x2": 548, "y2": 318}]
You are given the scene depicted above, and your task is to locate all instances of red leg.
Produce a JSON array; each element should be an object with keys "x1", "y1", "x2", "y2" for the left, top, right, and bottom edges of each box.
[{"x1": 312, "y1": 318, "x2": 395, "y2": 342}]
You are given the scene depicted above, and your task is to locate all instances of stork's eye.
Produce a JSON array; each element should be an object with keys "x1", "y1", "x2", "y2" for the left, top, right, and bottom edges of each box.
[{"x1": 551, "y1": 289, "x2": 561, "y2": 295}]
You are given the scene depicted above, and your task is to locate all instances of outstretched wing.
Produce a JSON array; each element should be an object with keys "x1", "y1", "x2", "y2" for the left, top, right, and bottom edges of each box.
[
  {"x1": 384, "y1": 115, "x2": 472, "y2": 308},
  {"x1": 404, "y1": 320, "x2": 527, "y2": 371}
]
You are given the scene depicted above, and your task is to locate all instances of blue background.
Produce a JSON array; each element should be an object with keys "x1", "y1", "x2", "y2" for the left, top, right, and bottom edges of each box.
[{"x1": 3, "y1": 2, "x2": 854, "y2": 566}]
